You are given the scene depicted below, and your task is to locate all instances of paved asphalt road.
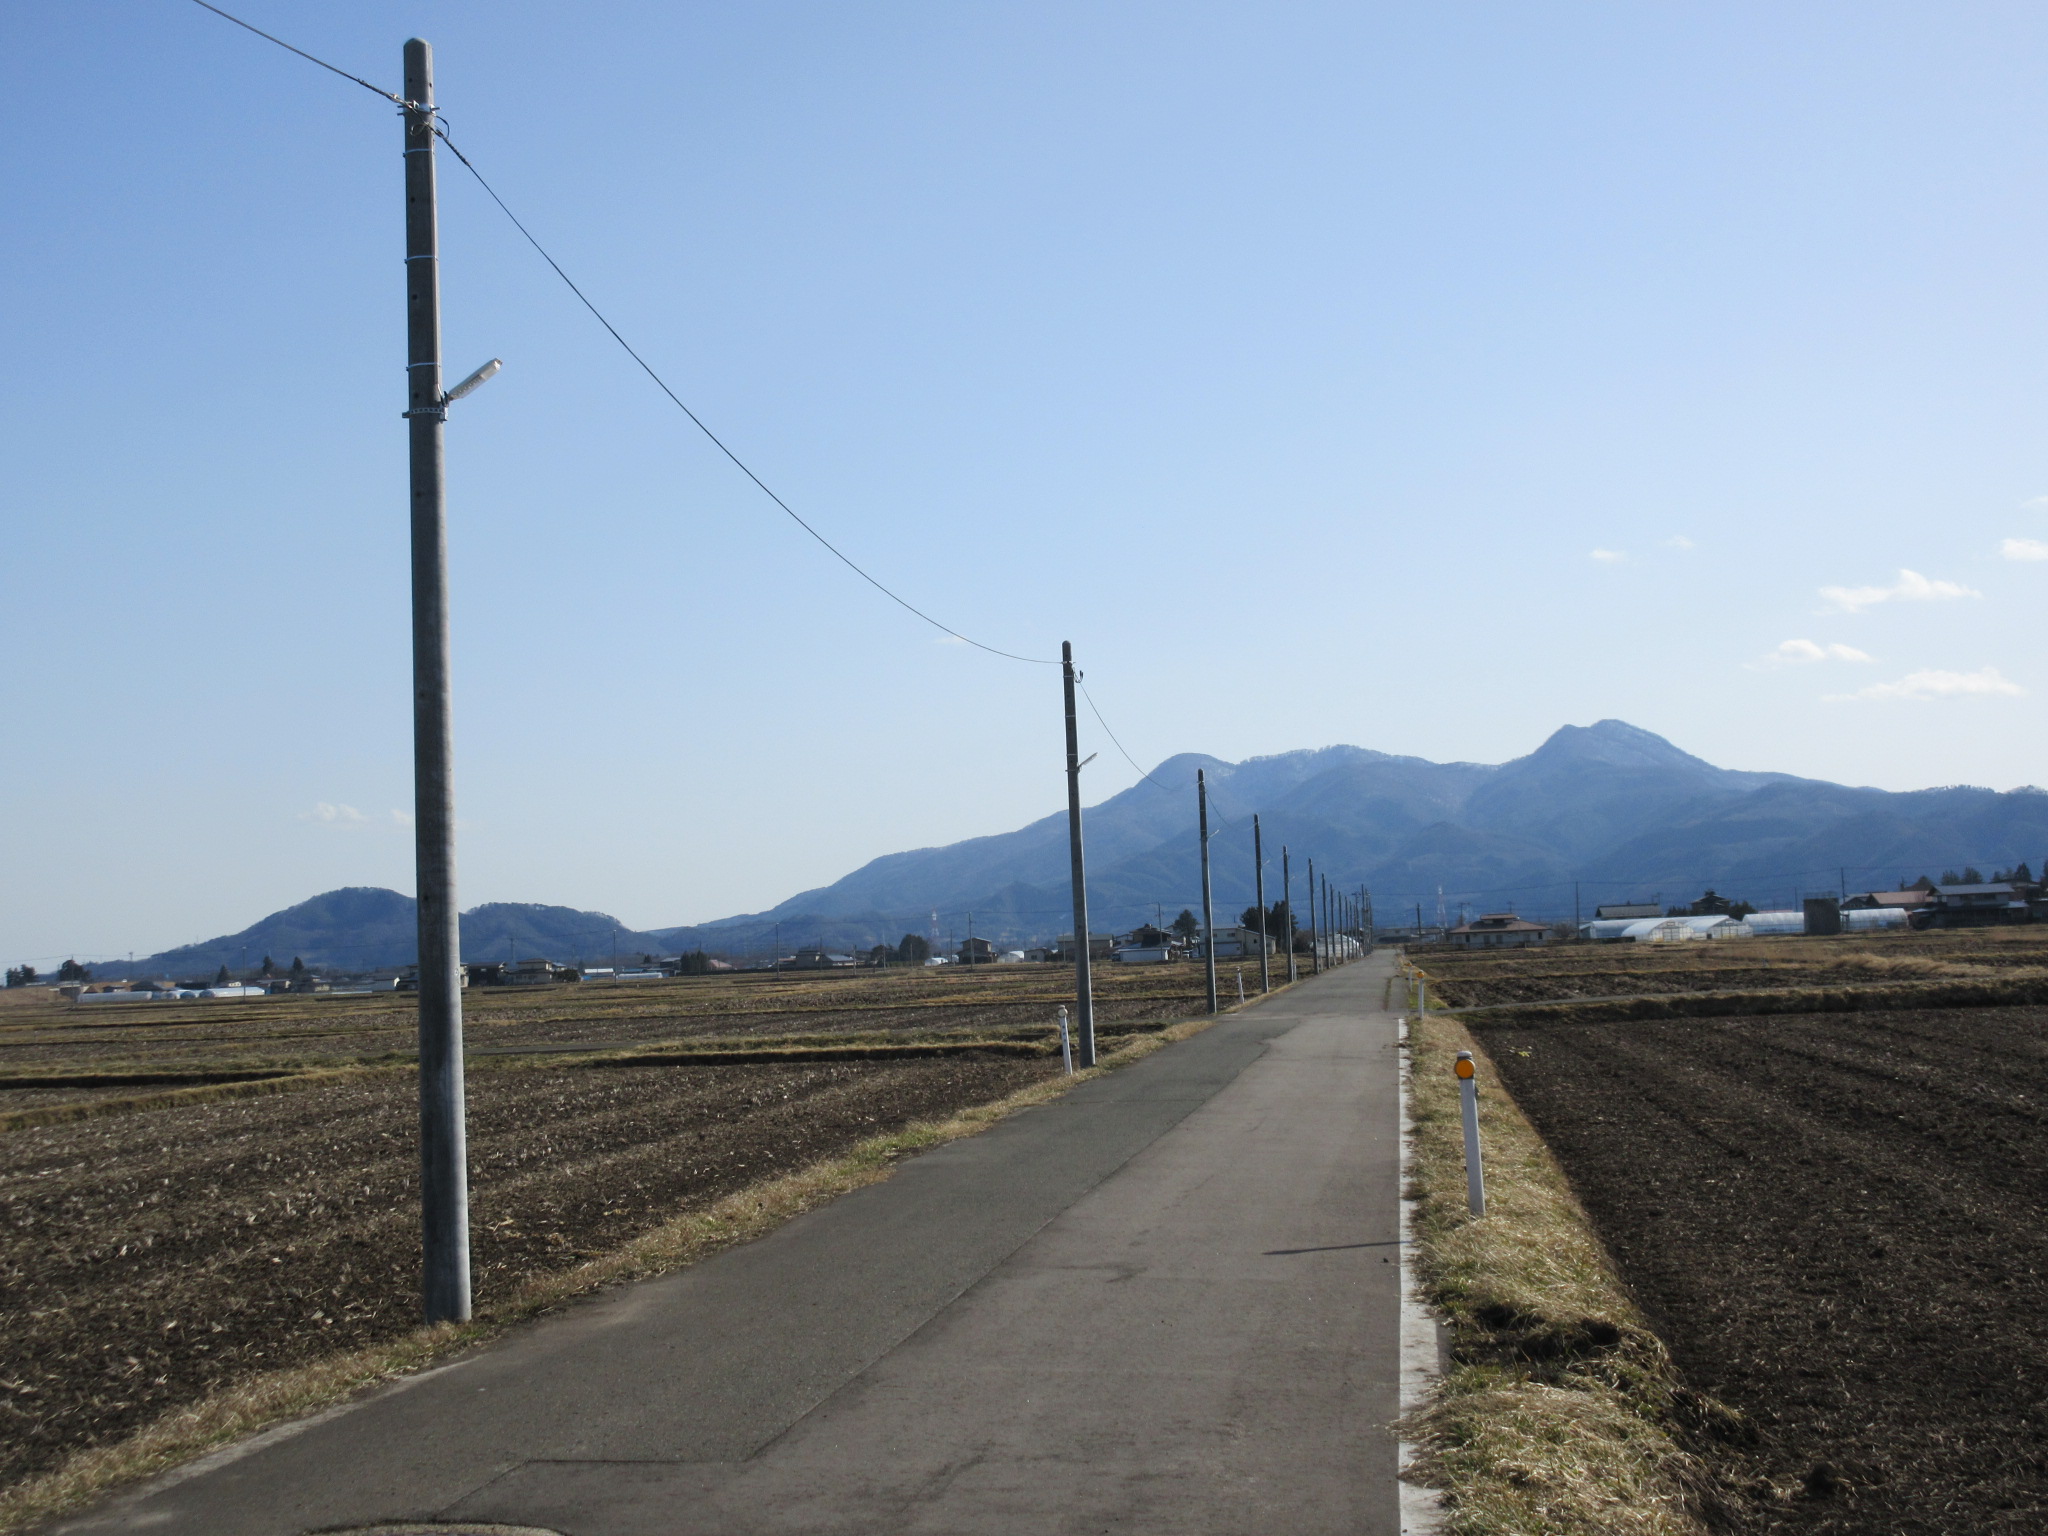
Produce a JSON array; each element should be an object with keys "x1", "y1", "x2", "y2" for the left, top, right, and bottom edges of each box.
[{"x1": 53, "y1": 954, "x2": 1405, "y2": 1536}]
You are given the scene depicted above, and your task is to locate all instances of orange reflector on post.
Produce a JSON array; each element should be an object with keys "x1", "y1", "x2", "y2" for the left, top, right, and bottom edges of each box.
[{"x1": 1454, "y1": 1056, "x2": 1475, "y2": 1079}]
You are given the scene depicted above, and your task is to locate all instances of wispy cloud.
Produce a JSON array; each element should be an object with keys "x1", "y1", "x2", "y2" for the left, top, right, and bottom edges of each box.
[
  {"x1": 1828, "y1": 666, "x2": 2024, "y2": 702},
  {"x1": 1818, "y1": 568, "x2": 1980, "y2": 614},
  {"x1": 1750, "y1": 639, "x2": 1873, "y2": 670},
  {"x1": 1589, "y1": 548, "x2": 1627, "y2": 564},
  {"x1": 933, "y1": 634, "x2": 969, "y2": 646},
  {"x1": 301, "y1": 802, "x2": 367, "y2": 824},
  {"x1": 390, "y1": 809, "x2": 414, "y2": 828},
  {"x1": 2024, "y1": 494, "x2": 2048, "y2": 510},
  {"x1": 1663, "y1": 534, "x2": 1695, "y2": 551},
  {"x1": 2001, "y1": 537, "x2": 2048, "y2": 562}
]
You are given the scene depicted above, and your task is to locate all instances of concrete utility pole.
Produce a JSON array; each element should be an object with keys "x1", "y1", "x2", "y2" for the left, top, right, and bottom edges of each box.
[
  {"x1": 1282, "y1": 846, "x2": 1297, "y2": 985},
  {"x1": 402, "y1": 38, "x2": 470, "y2": 1327},
  {"x1": 1253, "y1": 814, "x2": 1270, "y2": 994},
  {"x1": 1061, "y1": 643, "x2": 1097, "y2": 1065},
  {"x1": 1198, "y1": 770, "x2": 1218, "y2": 1014},
  {"x1": 1307, "y1": 858, "x2": 1320, "y2": 975}
]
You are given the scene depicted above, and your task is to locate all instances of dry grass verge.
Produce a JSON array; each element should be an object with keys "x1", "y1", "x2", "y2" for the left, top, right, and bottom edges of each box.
[
  {"x1": 1402, "y1": 974, "x2": 1739, "y2": 1536},
  {"x1": 0, "y1": 995, "x2": 1253, "y2": 1535}
]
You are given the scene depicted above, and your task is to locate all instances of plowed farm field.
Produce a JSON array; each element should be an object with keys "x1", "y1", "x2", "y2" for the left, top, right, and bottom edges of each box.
[
  {"x1": 0, "y1": 964, "x2": 1202, "y2": 1493},
  {"x1": 1424, "y1": 932, "x2": 2048, "y2": 1534}
]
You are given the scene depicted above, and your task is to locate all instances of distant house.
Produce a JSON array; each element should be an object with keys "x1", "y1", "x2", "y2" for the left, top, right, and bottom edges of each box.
[
  {"x1": 785, "y1": 947, "x2": 858, "y2": 969},
  {"x1": 1194, "y1": 926, "x2": 1272, "y2": 959},
  {"x1": 1055, "y1": 933, "x2": 1116, "y2": 961},
  {"x1": 507, "y1": 957, "x2": 557, "y2": 985},
  {"x1": 1113, "y1": 943, "x2": 1175, "y2": 964},
  {"x1": 1593, "y1": 902, "x2": 1662, "y2": 920},
  {"x1": 957, "y1": 937, "x2": 999, "y2": 965},
  {"x1": 1448, "y1": 914, "x2": 1549, "y2": 949},
  {"x1": 1841, "y1": 890, "x2": 1934, "y2": 911},
  {"x1": 1920, "y1": 883, "x2": 2030, "y2": 928},
  {"x1": 1022, "y1": 946, "x2": 1055, "y2": 963}
]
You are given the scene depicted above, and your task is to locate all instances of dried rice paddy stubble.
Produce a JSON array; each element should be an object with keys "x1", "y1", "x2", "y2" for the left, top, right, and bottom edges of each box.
[
  {"x1": 1415, "y1": 925, "x2": 2048, "y2": 1012},
  {"x1": 1415, "y1": 932, "x2": 2048, "y2": 1533},
  {"x1": 0, "y1": 960, "x2": 1221, "y2": 1512}
]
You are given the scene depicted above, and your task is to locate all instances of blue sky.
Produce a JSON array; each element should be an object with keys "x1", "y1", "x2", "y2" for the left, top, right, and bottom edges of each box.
[{"x1": 5, "y1": 0, "x2": 2046, "y2": 960}]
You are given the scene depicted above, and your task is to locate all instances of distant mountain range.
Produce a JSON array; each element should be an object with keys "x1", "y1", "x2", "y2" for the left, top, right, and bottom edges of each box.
[
  {"x1": 89, "y1": 888, "x2": 668, "y2": 981},
  {"x1": 652, "y1": 720, "x2": 2048, "y2": 954},
  {"x1": 63, "y1": 720, "x2": 2048, "y2": 976}
]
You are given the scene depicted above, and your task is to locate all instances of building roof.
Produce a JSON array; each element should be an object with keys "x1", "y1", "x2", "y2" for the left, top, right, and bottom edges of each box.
[
  {"x1": 1847, "y1": 890, "x2": 1933, "y2": 907},
  {"x1": 1932, "y1": 883, "x2": 2018, "y2": 897},
  {"x1": 1449, "y1": 914, "x2": 1546, "y2": 934}
]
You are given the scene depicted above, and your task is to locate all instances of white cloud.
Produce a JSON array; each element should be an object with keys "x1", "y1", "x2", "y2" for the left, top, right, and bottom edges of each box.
[
  {"x1": 301, "y1": 802, "x2": 367, "y2": 824},
  {"x1": 1817, "y1": 568, "x2": 1981, "y2": 614},
  {"x1": 2024, "y1": 495, "x2": 2048, "y2": 510},
  {"x1": 2001, "y1": 537, "x2": 2048, "y2": 562},
  {"x1": 390, "y1": 809, "x2": 414, "y2": 828},
  {"x1": 1663, "y1": 534, "x2": 1695, "y2": 551},
  {"x1": 1828, "y1": 666, "x2": 2024, "y2": 703},
  {"x1": 933, "y1": 634, "x2": 969, "y2": 646},
  {"x1": 1589, "y1": 548, "x2": 1627, "y2": 563},
  {"x1": 1750, "y1": 639, "x2": 1873, "y2": 670}
]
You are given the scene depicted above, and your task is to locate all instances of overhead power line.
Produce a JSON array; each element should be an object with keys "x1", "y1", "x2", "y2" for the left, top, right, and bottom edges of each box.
[
  {"x1": 183, "y1": 0, "x2": 1053, "y2": 667},
  {"x1": 186, "y1": 0, "x2": 406, "y2": 105}
]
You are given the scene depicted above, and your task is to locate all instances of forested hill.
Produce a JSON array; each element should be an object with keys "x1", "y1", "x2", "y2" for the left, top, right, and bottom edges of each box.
[{"x1": 91, "y1": 888, "x2": 666, "y2": 980}]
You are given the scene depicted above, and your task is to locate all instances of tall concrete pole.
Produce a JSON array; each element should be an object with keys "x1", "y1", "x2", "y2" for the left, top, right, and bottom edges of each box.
[
  {"x1": 1061, "y1": 643, "x2": 1097, "y2": 1065},
  {"x1": 1282, "y1": 846, "x2": 1297, "y2": 985},
  {"x1": 1198, "y1": 770, "x2": 1218, "y2": 1014},
  {"x1": 1253, "y1": 813, "x2": 1270, "y2": 994},
  {"x1": 403, "y1": 38, "x2": 470, "y2": 1326},
  {"x1": 1308, "y1": 857, "x2": 1320, "y2": 975}
]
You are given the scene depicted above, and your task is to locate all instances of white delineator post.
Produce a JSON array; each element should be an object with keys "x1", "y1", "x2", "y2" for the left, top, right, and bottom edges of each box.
[
  {"x1": 1057, "y1": 1006, "x2": 1074, "y2": 1075},
  {"x1": 1455, "y1": 1050, "x2": 1486, "y2": 1217}
]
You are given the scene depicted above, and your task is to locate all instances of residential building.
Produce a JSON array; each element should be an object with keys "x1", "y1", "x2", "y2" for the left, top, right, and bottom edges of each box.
[
  {"x1": 1920, "y1": 883, "x2": 2030, "y2": 928},
  {"x1": 1194, "y1": 926, "x2": 1272, "y2": 959},
  {"x1": 1448, "y1": 914, "x2": 1548, "y2": 949}
]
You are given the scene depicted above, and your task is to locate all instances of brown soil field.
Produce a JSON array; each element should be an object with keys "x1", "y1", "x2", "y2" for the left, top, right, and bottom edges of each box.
[
  {"x1": 1462, "y1": 982, "x2": 2048, "y2": 1532},
  {"x1": 1421, "y1": 926, "x2": 2048, "y2": 1010},
  {"x1": 0, "y1": 962, "x2": 1204, "y2": 1493}
]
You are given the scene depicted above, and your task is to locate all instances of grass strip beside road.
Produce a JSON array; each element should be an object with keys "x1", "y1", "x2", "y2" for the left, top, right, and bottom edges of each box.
[
  {"x1": 0, "y1": 992, "x2": 1264, "y2": 1536},
  {"x1": 1402, "y1": 975, "x2": 1732, "y2": 1536}
]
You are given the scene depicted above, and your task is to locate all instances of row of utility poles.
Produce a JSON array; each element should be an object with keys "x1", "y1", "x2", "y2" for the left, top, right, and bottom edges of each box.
[
  {"x1": 397, "y1": 35, "x2": 1369, "y2": 1327},
  {"x1": 1062, "y1": 645, "x2": 1373, "y2": 1073}
]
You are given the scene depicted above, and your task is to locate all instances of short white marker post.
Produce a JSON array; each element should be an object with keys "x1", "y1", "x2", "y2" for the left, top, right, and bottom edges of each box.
[
  {"x1": 1236, "y1": 968, "x2": 1245, "y2": 1003},
  {"x1": 1454, "y1": 1050, "x2": 1486, "y2": 1217},
  {"x1": 1417, "y1": 977, "x2": 1428, "y2": 1015},
  {"x1": 1058, "y1": 1006, "x2": 1075, "y2": 1075}
]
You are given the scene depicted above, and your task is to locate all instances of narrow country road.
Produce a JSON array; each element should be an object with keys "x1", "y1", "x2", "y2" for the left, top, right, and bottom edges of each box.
[{"x1": 54, "y1": 954, "x2": 1405, "y2": 1536}]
